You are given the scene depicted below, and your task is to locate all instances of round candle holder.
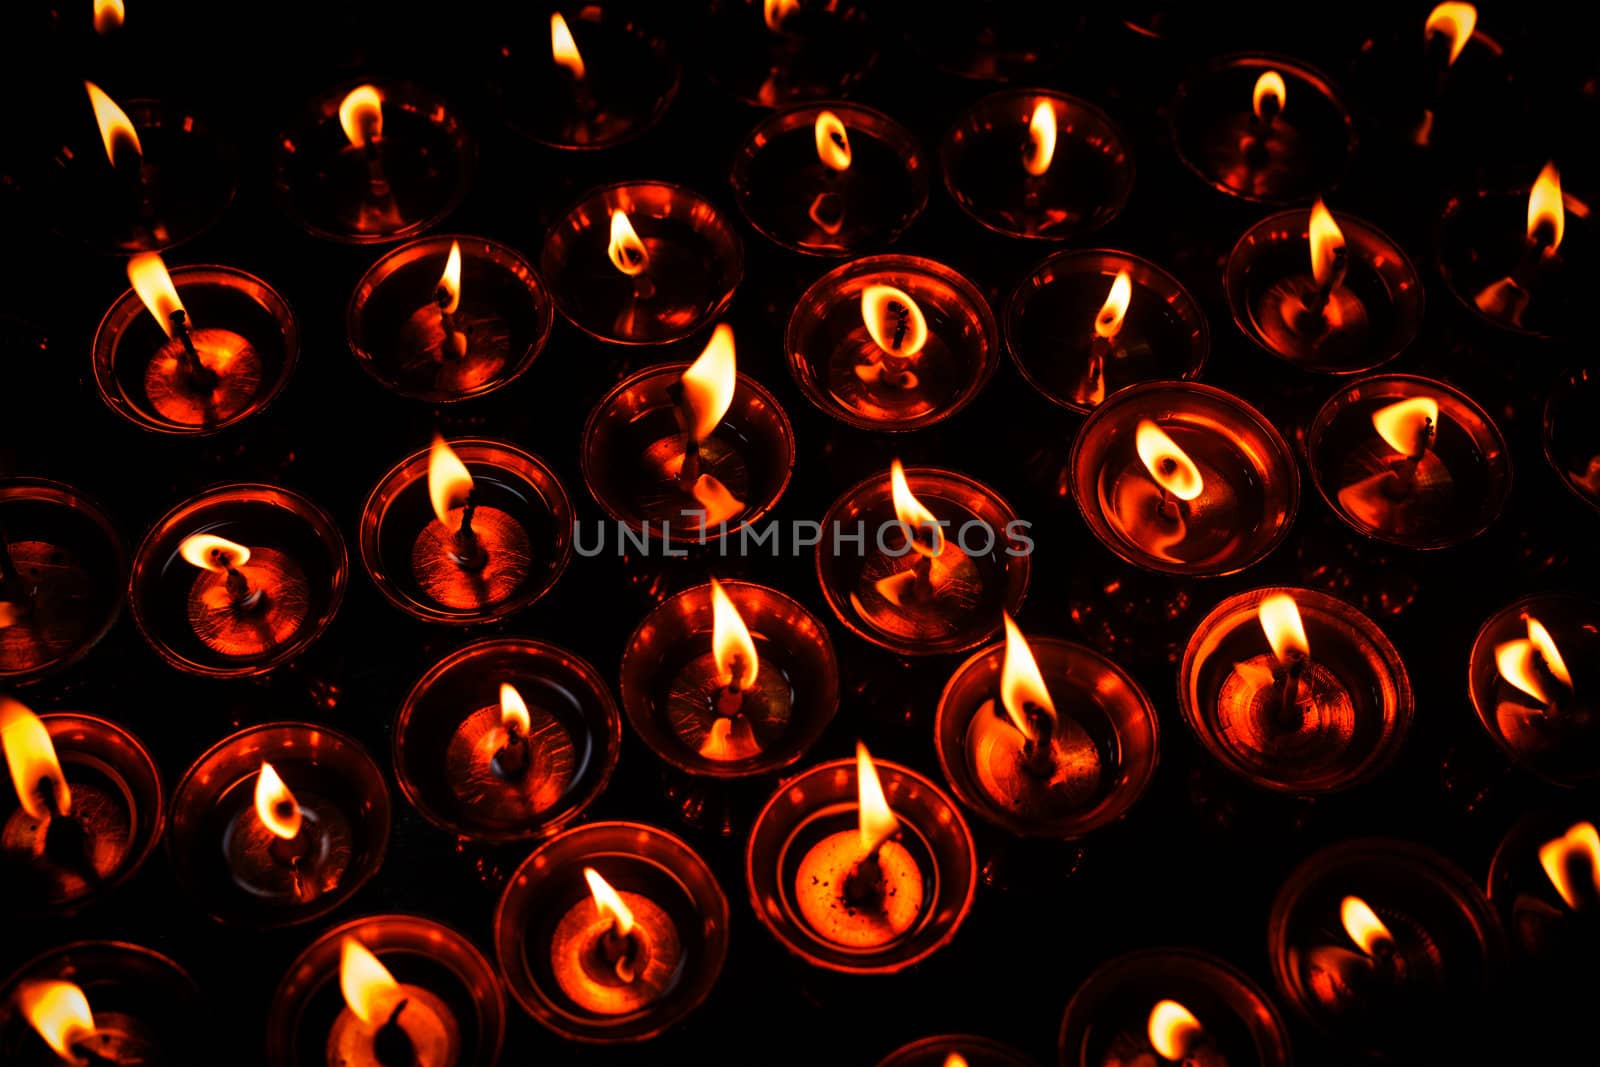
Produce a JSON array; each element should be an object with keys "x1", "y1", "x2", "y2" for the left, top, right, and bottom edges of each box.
[
  {"x1": 395, "y1": 637, "x2": 621, "y2": 843},
  {"x1": 167, "y1": 722, "x2": 390, "y2": 927},
  {"x1": 701, "y1": 0, "x2": 877, "y2": 108},
  {"x1": 1268, "y1": 839, "x2": 1506, "y2": 1059},
  {"x1": 1058, "y1": 948, "x2": 1292, "y2": 1067},
  {"x1": 495, "y1": 820, "x2": 729, "y2": 1043},
  {"x1": 346, "y1": 234, "x2": 554, "y2": 402},
  {"x1": 1005, "y1": 249, "x2": 1209, "y2": 413},
  {"x1": 878, "y1": 1034, "x2": 1034, "y2": 1067},
  {"x1": 815, "y1": 467, "x2": 1029, "y2": 657},
  {"x1": 1069, "y1": 381, "x2": 1299, "y2": 577},
  {"x1": 1179, "y1": 587, "x2": 1413, "y2": 794},
  {"x1": 1306, "y1": 373, "x2": 1511, "y2": 549},
  {"x1": 746, "y1": 755, "x2": 976, "y2": 973},
  {"x1": 1487, "y1": 810, "x2": 1600, "y2": 963},
  {"x1": 787, "y1": 255, "x2": 999, "y2": 430},
  {"x1": 0, "y1": 942, "x2": 201, "y2": 1065},
  {"x1": 1543, "y1": 367, "x2": 1600, "y2": 515},
  {"x1": 0, "y1": 478, "x2": 126, "y2": 686},
  {"x1": 1467, "y1": 593, "x2": 1599, "y2": 787},
  {"x1": 2, "y1": 712, "x2": 161, "y2": 917},
  {"x1": 1224, "y1": 208, "x2": 1423, "y2": 374},
  {"x1": 267, "y1": 914, "x2": 505, "y2": 1067},
  {"x1": 730, "y1": 102, "x2": 929, "y2": 256},
  {"x1": 129, "y1": 484, "x2": 346, "y2": 677},
  {"x1": 540, "y1": 181, "x2": 743, "y2": 346},
  {"x1": 272, "y1": 80, "x2": 472, "y2": 244},
  {"x1": 935, "y1": 637, "x2": 1159, "y2": 838},
  {"x1": 581, "y1": 363, "x2": 793, "y2": 545},
  {"x1": 359, "y1": 439, "x2": 572, "y2": 624},
  {"x1": 941, "y1": 89, "x2": 1133, "y2": 241},
  {"x1": 1169, "y1": 52, "x2": 1356, "y2": 204},
  {"x1": 92, "y1": 264, "x2": 299, "y2": 434}
]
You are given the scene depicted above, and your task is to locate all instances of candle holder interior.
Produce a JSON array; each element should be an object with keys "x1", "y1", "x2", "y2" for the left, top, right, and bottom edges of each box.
[
  {"x1": 1224, "y1": 208, "x2": 1422, "y2": 374},
  {"x1": 266, "y1": 913, "x2": 505, "y2": 1067},
  {"x1": 1543, "y1": 367, "x2": 1600, "y2": 515},
  {"x1": 347, "y1": 234, "x2": 554, "y2": 402},
  {"x1": 167, "y1": 722, "x2": 390, "y2": 927},
  {"x1": 129, "y1": 484, "x2": 346, "y2": 676},
  {"x1": 271, "y1": 80, "x2": 472, "y2": 244},
  {"x1": 541, "y1": 181, "x2": 743, "y2": 345},
  {"x1": 1486, "y1": 809, "x2": 1600, "y2": 963},
  {"x1": 936, "y1": 637, "x2": 1159, "y2": 838},
  {"x1": 702, "y1": 0, "x2": 877, "y2": 107},
  {"x1": 1006, "y1": 248, "x2": 1208, "y2": 413},
  {"x1": 360, "y1": 439, "x2": 573, "y2": 624},
  {"x1": 0, "y1": 478, "x2": 126, "y2": 686},
  {"x1": 495, "y1": 820, "x2": 729, "y2": 1043},
  {"x1": 1307, "y1": 373, "x2": 1511, "y2": 549},
  {"x1": 745, "y1": 757, "x2": 976, "y2": 973},
  {"x1": 787, "y1": 254, "x2": 999, "y2": 430},
  {"x1": 92, "y1": 265, "x2": 299, "y2": 433},
  {"x1": 395, "y1": 637, "x2": 621, "y2": 843},
  {"x1": 941, "y1": 89, "x2": 1133, "y2": 241}
]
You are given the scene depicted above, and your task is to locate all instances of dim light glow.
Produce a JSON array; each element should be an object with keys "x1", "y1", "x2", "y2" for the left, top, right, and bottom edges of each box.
[
  {"x1": 1148, "y1": 999, "x2": 1204, "y2": 1062},
  {"x1": 1095, "y1": 271, "x2": 1132, "y2": 341},
  {"x1": 764, "y1": 0, "x2": 801, "y2": 31},
  {"x1": 710, "y1": 578, "x2": 760, "y2": 692},
  {"x1": 178, "y1": 533, "x2": 251, "y2": 573},
  {"x1": 680, "y1": 323, "x2": 738, "y2": 443},
  {"x1": 1371, "y1": 396, "x2": 1439, "y2": 458},
  {"x1": 1308, "y1": 199, "x2": 1346, "y2": 289},
  {"x1": 607, "y1": 210, "x2": 650, "y2": 277},
  {"x1": 889, "y1": 459, "x2": 944, "y2": 557},
  {"x1": 93, "y1": 0, "x2": 124, "y2": 36},
  {"x1": 339, "y1": 937, "x2": 402, "y2": 1028},
  {"x1": 17, "y1": 979, "x2": 95, "y2": 1062},
  {"x1": 1527, "y1": 161, "x2": 1565, "y2": 251},
  {"x1": 814, "y1": 110, "x2": 852, "y2": 171},
  {"x1": 254, "y1": 760, "x2": 302, "y2": 841},
  {"x1": 861, "y1": 285, "x2": 928, "y2": 360},
  {"x1": 127, "y1": 252, "x2": 185, "y2": 339},
  {"x1": 1000, "y1": 613, "x2": 1057, "y2": 741},
  {"x1": 439, "y1": 240, "x2": 462, "y2": 315},
  {"x1": 584, "y1": 866, "x2": 636, "y2": 936},
  {"x1": 500, "y1": 682, "x2": 531, "y2": 735},
  {"x1": 1135, "y1": 420, "x2": 1204, "y2": 502},
  {"x1": 942, "y1": 1055, "x2": 969, "y2": 1067},
  {"x1": 1253, "y1": 70, "x2": 1287, "y2": 120},
  {"x1": 1425, "y1": 3, "x2": 1478, "y2": 66},
  {"x1": 1259, "y1": 593, "x2": 1310, "y2": 664},
  {"x1": 1495, "y1": 615, "x2": 1572, "y2": 706},
  {"x1": 1539, "y1": 821, "x2": 1600, "y2": 912},
  {"x1": 84, "y1": 80, "x2": 142, "y2": 166},
  {"x1": 1, "y1": 695, "x2": 71, "y2": 820},
  {"x1": 338, "y1": 84, "x2": 384, "y2": 148},
  {"x1": 1340, "y1": 895, "x2": 1394, "y2": 957},
  {"x1": 427, "y1": 435, "x2": 475, "y2": 531},
  {"x1": 1024, "y1": 99, "x2": 1057, "y2": 176},
  {"x1": 550, "y1": 12, "x2": 586, "y2": 80},
  {"x1": 855, "y1": 741, "x2": 899, "y2": 858}
]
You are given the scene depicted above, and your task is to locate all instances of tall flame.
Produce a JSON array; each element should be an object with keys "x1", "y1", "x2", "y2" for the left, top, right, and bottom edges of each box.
[
  {"x1": 1253, "y1": 71, "x2": 1287, "y2": 120},
  {"x1": 681, "y1": 323, "x2": 737, "y2": 443},
  {"x1": 1308, "y1": 199, "x2": 1346, "y2": 289},
  {"x1": 1148, "y1": 1000, "x2": 1204, "y2": 1062},
  {"x1": 550, "y1": 12, "x2": 587, "y2": 80},
  {"x1": 584, "y1": 867, "x2": 636, "y2": 936},
  {"x1": 1, "y1": 695, "x2": 71, "y2": 820},
  {"x1": 1527, "y1": 162, "x2": 1564, "y2": 251},
  {"x1": 710, "y1": 578, "x2": 759, "y2": 692},
  {"x1": 427, "y1": 436, "x2": 475, "y2": 531},
  {"x1": 84, "y1": 80, "x2": 142, "y2": 166},
  {"x1": 861, "y1": 285, "x2": 929, "y2": 360},
  {"x1": 127, "y1": 253, "x2": 185, "y2": 339},
  {"x1": 93, "y1": 0, "x2": 124, "y2": 35},
  {"x1": 1000, "y1": 613, "x2": 1056, "y2": 741},
  {"x1": 1539, "y1": 822, "x2": 1600, "y2": 912},
  {"x1": 1024, "y1": 99, "x2": 1057, "y2": 177},
  {"x1": 500, "y1": 683, "x2": 531, "y2": 735},
  {"x1": 17, "y1": 980, "x2": 95, "y2": 1061},
  {"x1": 178, "y1": 533, "x2": 251, "y2": 573},
  {"x1": 439, "y1": 240, "x2": 462, "y2": 316},
  {"x1": 254, "y1": 760, "x2": 302, "y2": 841},
  {"x1": 1259, "y1": 593, "x2": 1310, "y2": 665},
  {"x1": 1371, "y1": 397, "x2": 1439, "y2": 457},
  {"x1": 815, "y1": 110, "x2": 852, "y2": 172},
  {"x1": 765, "y1": 0, "x2": 801, "y2": 31},
  {"x1": 1340, "y1": 895, "x2": 1394, "y2": 957},
  {"x1": 856, "y1": 741, "x2": 899, "y2": 858},
  {"x1": 1135, "y1": 420, "x2": 1204, "y2": 501},
  {"x1": 339, "y1": 937, "x2": 402, "y2": 1028},
  {"x1": 1425, "y1": 3, "x2": 1477, "y2": 66},
  {"x1": 889, "y1": 459, "x2": 944, "y2": 557},
  {"x1": 1495, "y1": 615, "x2": 1572, "y2": 706},
  {"x1": 338, "y1": 85, "x2": 384, "y2": 148},
  {"x1": 1095, "y1": 271, "x2": 1132, "y2": 341},
  {"x1": 607, "y1": 210, "x2": 649, "y2": 277}
]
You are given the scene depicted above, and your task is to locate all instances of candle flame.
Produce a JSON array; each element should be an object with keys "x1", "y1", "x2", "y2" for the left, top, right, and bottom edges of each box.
[
  {"x1": 942, "y1": 1056, "x2": 969, "y2": 1067},
  {"x1": 1528, "y1": 162, "x2": 1564, "y2": 251},
  {"x1": 178, "y1": 533, "x2": 251, "y2": 573},
  {"x1": 439, "y1": 240, "x2": 462, "y2": 315},
  {"x1": 1253, "y1": 70, "x2": 1287, "y2": 120},
  {"x1": 1259, "y1": 593, "x2": 1310, "y2": 665},
  {"x1": 550, "y1": 12, "x2": 587, "y2": 80},
  {"x1": 889, "y1": 459, "x2": 944, "y2": 557},
  {"x1": 427, "y1": 435, "x2": 475, "y2": 531},
  {"x1": 1, "y1": 694, "x2": 71, "y2": 820},
  {"x1": 1000, "y1": 613, "x2": 1057, "y2": 741},
  {"x1": 607, "y1": 210, "x2": 650, "y2": 277},
  {"x1": 1024, "y1": 99, "x2": 1057, "y2": 176},
  {"x1": 1539, "y1": 822, "x2": 1600, "y2": 911},
  {"x1": 681, "y1": 323, "x2": 737, "y2": 443},
  {"x1": 93, "y1": 0, "x2": 124, "y2": 35},
  {"x1": 584, "y1": 866, "x2": 636, "y2": 937},
  {"x1": 1135, "y1": 420, "x2": 1204, "y2": 501},
  {"x1": 254, "y1": 760, "x2": 302, "y2": 841},
  {"x1": 1148, "y1": 999, "x2": 1204, "y2": 1062},
  {"x1": 127, "y1": 252, "x2": 185, "y2": 338},
  {"x1": 1340, "y1": 895, "x2": 1394, "y2": 957},
  {"x1": 1371, "y1": 397, "x2": 1438, "y2": 458},
  {"x1": 710, "y1": 578, "x2": 759, "y2": 692},
  {"x1": 1495, "y1": 615, "x2": 1572, "y2": 706},
  {"x1": 500, "y1": 682, "x2": 531, "y2": 735},
  {"x1": 338, "y1": 85, "x2": 384, "y2": 148},
  {"x1": 17, "y1": 980, "x2": 95, "y2": 1062},
  {"x1": 1425, "y1": 3, "x2": 1477, "y2": 66},
  {"x1": 1095, "y1": 271, "x2": 1132, "y2": 341},
  {"x1": 856, "y1": 741, "x2": 899, "y2": 858},
  {"x1": 764, "y1": 0, "x2": 800, "y2": 31},
  {"x1": 1308, "y1": 199, "x2": 1346, "y2": 289},
  {"x1": 84, "y1": 80, "x2": 142, "y2": 166},
  {"x1": 861, "y1": 285, "x2": 928, "y2": 361},
  {"x1": 814, "y1": 110, "x2": 852, "y2": 172},
  {"x1": 339, "y1": 937, "x2": 402, "y2": 1028}
]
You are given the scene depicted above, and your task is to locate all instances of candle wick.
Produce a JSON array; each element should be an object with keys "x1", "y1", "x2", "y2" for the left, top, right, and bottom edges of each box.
[
  {"x1": 434, "y1": 286, "x2": 467, "y2": 360},
  {"x1": 40, "y1": 784, "x2": 103, "y2": 887},
  {"x1": 363, "y1": 139, "x2": 392, "y2": 199},
  {"x1": 168, "y1": 309, "x2": 219, "y2": 393},
  {"x1": 218, "y1": 555, "x2": 263, "y2": 612},
  {"x1": 491, "y1": 723, "x2": 529, "y2": 780},
  {"x1": 68, "y1": 1035, "x2": 120, "y2": 1067},
  {"x1": 1156, "y1": 485, "x2": 1184, "y2": 523},
  {"x1": 1387, "y1": 418, "x2": 1435, "y2": 499},
  {"x1": 715, "y1": 660, "x2": 747, "y2": 717},
  {"x1": 668, "y1": 381, "x2": 703, "y2": 491},
  {"x1": 373, "y1": 999, "x2": 418, "y2": 1067},
  {"x1": 1273, "y1": 652, "x2": 1308, "y2": 732},
  {"x1": 451, "y1": 494, "x2": 487, "y2": 570},
  {"x1": 842, "y1": 848, "x2": 888, "y2": 907},
  {"x1": 601, "y1": 925, "x2": 640, "y2": 983},
  {"x1": 1022, "y1": 706, "x2": 1057, "y2": 777}
]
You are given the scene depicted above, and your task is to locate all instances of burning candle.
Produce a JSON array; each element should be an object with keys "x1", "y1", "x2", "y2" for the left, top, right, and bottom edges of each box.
[
  {"x1": 93, "y1": 0, "x2": 124, "y2": 35},
  {"x1": 326, "y1": 936, "x2": 459, "y2": 1067},
  {"x1": 548, "y1": 865, "x2": 683, "y2": 1015},
  {"x1": 413, "y1": 436, "x2": 531, "y2": 609},
  {"x1": 176, "y1": 532, "x2": 305, "y2": 658},
  {"x1": 702, "y1": 0, "x2": 878, "y2": 107},
  {"x1": 1487, "y1": 813, "x2": 1600, "y2": 965},
  {"x1": 17, "y1": 977, "x2": 155, "y2": 1066},
  {"x1": 1405, "y1": 3, "x2": 1493, "y2": 147},
  {"x1": 1538, "y1": 822, "x2": 1600, "y2": 914}
]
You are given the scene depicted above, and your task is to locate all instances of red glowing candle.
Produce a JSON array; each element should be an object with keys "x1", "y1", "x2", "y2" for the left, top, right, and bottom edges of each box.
[{"x1": 327, "y1": 936, "x2": 459, "y2": 1067}]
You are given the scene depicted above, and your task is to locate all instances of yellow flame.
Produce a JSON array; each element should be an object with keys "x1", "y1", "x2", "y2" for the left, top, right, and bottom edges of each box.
[
  {"x1": 1259, "y1": 593, "x2": 1309, "y2": 664},
  {"x1": 1341, "y1": 895, "x2": 1394, "y2": 957},
  {"x1": 861, "y1": 285, "x2": 929, "y2": 360},
  {"x1": 339, "y1": 937, "x2": 402, "y2": 1028},
  {"x1": 338, "y1": 85, "x2": 383, "y2": 148},
  {"x1": 1539, "y1": 822, "x2": 1600, "y2": 911},
  {"x1": 178, "y1": 533, "x2": 251, "y2": 573},
  {"x1": 1000, "y1": 613, "x2": 1057, "y2": 741},
  {"x1": 254, "y1": 760, "x2": 302, "y2": 841},
  {"x1": 550, "y1": 12, "x2": 587, "y2": 80},
  {"x1": 1253, "y1": 70, "x2": 1287, "y2": 120},
  {"x1": 427, "y1": 436, "x2": 475, "y2": 531},
  {"x1": 1024, "y1": 99, "x2": 1057, "y2": 177},
  {"x1": 1496, "y1": 615, "x2": 1572, "y2": 706},
  {"x1": 1528, "y1": 161, "x2": 1564, "y2": 251},
  {"x1": 127, "y1": 252, "x2": 185, "y2": 339},
  {"x1": 17, "y1": 980, "x2": 95, "y2": 1061},
  {"x1": 681, "y1": 323, "x2": 737, "y2": 443},
  {"x1": 1135, "y1": 420, "x2": 1204, "y2": 501},
  {"x1": 500, "y1": 682, "x2": 531, "y2": 735},
  {"x1": 765, "y1": 0, "x2": 801, "y2": 31},
  {"x1": 856, "y1": 741, "x2": 899, "y2": 857},
  {"x1": 85, "y1": 80, "x2": 142, "y2": 166},
  {"x1": 942, "y1": 1056, "x2": 969, "y2": 1067},
  {"x1": 93, "y1": 0, "x2": 124, "y2": 36},
  {"x1": 1425, "y1": 3, "x2": 1477, "y2": 66},
  {"x1": 1148, "y1": 999, "x2": 1204, "y2": 1062},
  {"x1": 607, "y1": 210, "x2": 649, "y2": 277},
  {"x1": 1095, "y1": 271, "x2": 1132, "y2": 341},
  {"x1": 710, "y1": 578, "x2": 759, "y2": 692},
  {"x1": 1, "y1": 695, "x2": 71, "y2": 820},
  {"x1": 1309, "y1": 199, "x2": 1346, "y2": 289},
  {"x1": 584, "y1": 866, "x2": 636, "y2": 936},
  {"x1": 439, "y1": 240, "x2": 462, "y2": 316},
  {"x1": 815, "y1": 110, "x2": 852, "y2": 172},
  {"x1": 889, "y1": 459, "x2": 944, "y2": 557},
  {"x1": 1371, "y1": 396, "x2": 1438, "y2": 457}
]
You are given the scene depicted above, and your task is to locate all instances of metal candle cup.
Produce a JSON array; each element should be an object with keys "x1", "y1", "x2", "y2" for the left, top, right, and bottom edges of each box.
[
  {"x1": 1543, "y1": 367, "x2": 1600, "y2": 515},
  {"x1": 876, "y1": 1034, "x2": 1034, "y2": 1067},
  {"x1": 395, "y1": 638, "x2": 621, "y2": 843},
  {"x1": 167, "y1": 722, "x2": 390, "y2": 927},
  {"x1": 702, "y1": 0, "x2": 877, "y2": 107},
  {"x1": 1486, "y1": 810, "x2": 1600, "y2": 963}
]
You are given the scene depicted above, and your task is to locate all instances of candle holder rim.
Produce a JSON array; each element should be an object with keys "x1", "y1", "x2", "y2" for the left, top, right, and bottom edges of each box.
[
  {"x1": 1542, "y1": 367, "x2": 1600, "y2": 515},
  {"x1": 0, "y1": 938, "x2": 196, "y2": 994},
  {"x1": 875, "y1": 1033, "x2": 1035, "y2": 1067}
]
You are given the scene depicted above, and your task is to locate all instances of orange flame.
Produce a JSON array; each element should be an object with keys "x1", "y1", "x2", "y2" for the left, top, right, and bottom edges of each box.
[
  {"x1": 1425, "y1": 3, "x2": 1477, "y2": 66},
  {"x1": 1341, "y1": 895, "x2": 1394, "y2": 957},
  {"x1": 427, "y1": 436, "x2": 475, "y2": 531},
  {"x1": 1000, "y1": 613, "x2": 1057, "y2": 741},
  {"x1": 856, "y1": 741, "x2": 899, "y2": 857},
  {"x1": 890, "y1": 459, "x2": 944, "y2": 557},
  {"x1": 607, "y1": 210, "x2": 649, "y2": 277},
  {"x1": 1495, "y1": 615, "x2": 1572, "y2": 706},
  {"x1": 127, "y1": 252, "x2": 185, "y2": 338},
  {"x1": 1148, "y1": 999, "x2": 1204, "y2": 1062},
  {"x1": 1528, "y1": 162, "x2": 1564, "y2": 251},
  {"x1": 178, "y1": 533, "x2": 251, "y2": 573},
  {"x1": 1308, "y1": 199, "x2": 1346, "y2": 289},
  {"x1": 84, "y1": 80, "x2": 142, "y2": 166},
  {"x1": 815, "y1": 110, "x2": 852, "y2": 172},
  {"x1": 765, "y1": 0, "x2": 800, "y2": 31},
  {"x1": 1259, "y1": 593, "x2": 1309, "y2": 664},
  {"x1": 710, "y1": 578, "x2": 759, "y2": 691},
  {"x1": 1095, "y1": 271, "x2": 1132, "y2": 341},
  {"x1": 1135, "y1": 420, "x2": 1204, "y2": 501},
  {"x1": 93, "y1": 0, "x2": 124, "y2": 35},
  {"x1": 254, "y1": 760, "x2": 302, "y2": 841},
  {"x1": 861, "y1": 285, "x2": 928, "y2": 360},
  {"x1": 681, "y1": 323, "x2": 737, "y2": 443},
  {"x1": 584, "y1": 866, "x2": 636, "y2": 936},
  {"x1": 17, "y1": 980, "x2": 95, "y2": 1061},
  {"x1": 942, "y1": 1056, "x2": 969, "y2": 1067},
  {"x1": 550, "y1": 12, "x2": 586, "y2": 80},
  {"x1": 1024, "y1": 99, "x2": 1057, "y2": 176},
  {"x1": 1, "y1": 695, "x2": 71, "y2": 820},
  {"x1": 500, "y1": 682, "x2": 531, "y2": 735},
  {"x1": 339, "y1": 937, "x2": 402, "y2": 1028},
  {"x1": 338, "y1": 85, "x2": 384, "y2": 148},
  {"x1": 439, "y1": 240, "x2": 462, "y2": 316},
  {"x1": 1539, "y1": 822, "x2": 1600, "y2": 911},
  {"x1": 1253, "y1": 70, "x2": 1287, "y2": 120},
  {"x1": 1371, "y1": 396, "x2": 1438, "y2": 457}
]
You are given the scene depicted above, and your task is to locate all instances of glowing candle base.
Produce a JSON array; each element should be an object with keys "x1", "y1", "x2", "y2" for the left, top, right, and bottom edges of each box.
[
  {"x1": 550, "y1": 889, "x2": 682, "y2": 1014},
  {"x1": 325, "y1": 982, "x2": 458, "y2": 1067}
]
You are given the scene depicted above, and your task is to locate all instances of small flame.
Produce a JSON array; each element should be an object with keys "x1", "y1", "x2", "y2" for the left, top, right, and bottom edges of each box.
[
  {"x1": 584, "y1": 866, "x2": 636, "y2": 936},
  {"x1": 764, "y1": 0, "x2": 800, "y2": 31},
  {"x1": 815, "y1": 110, "x2": 852, "y2": 172},
  {"x1": 93, "y1": 0, "x2": 124, "y2": 35},
  {"x1": 942, "y1": 1056, "x2": 969, "y2": 1067},
  {"x1": 1135, "y1": 420, "x2": 1204, "y2": 501},
  {"x1": 889, "y1": 459, "x2": 944, "y2": 557},
  {"x1": 1259, "y1": 593, "x2": 1310, "y2": 665},
  {"x1": 1527, "y1": 162, "x2": 1564, "y2": 251},
  {"x1": 1000, "y1": 613, "x2": 1056, "y2": 741},
  {"x1": 127, "y1": 253, "x2": 185, "y2": 339},
  {"x1": 681, "y1": 323, "x2": 737, "y2": 443},
  {"x1": 1024, "y1": 99, "x2": 1057, "y2": 177},
  {"x1": 439, "y1": 240, "x2": 462, "y2": 316},
  {"x1": 607, "y1": 210, "x2": 650, "y2": 277},
  {"x1": 1148, "y1": 1000, "x2": 1204, "y2": 1062},
  {"x1": 1340, "y1": 895, "x2": 1394, "y2": 957},
  {"x1": 338, "y1": 85, "x2": 384, "y2": 148},
  {"x1": 1495, "y1": 615, "x2": 1573, "y2": 706},
  {"x1": 1095, "y1": 271, "x2": 1132, "y2": 341},
  {"x1": 1371, "y1": 396, "x2": 1439, "y2": 457},
  {"x1": 710, "y1": 578, "x2": 759, "y2": 692},
  {"x1": 1, "y1": 695, "x2": 71, "y2": 820},
  {"x1": 339, "y1": 937, "x2": 402, "y2": 1028},
  {"x1": 861, "y1": 285, "x2": 928, "y2": 360},
  {"x1": 84, "y1": 80, "x2": 142, "y2": 166},
  {"x1": 856, "y1": 741, "x2": 899, "y2": 858},
  {"x1": 1539, "y1": 822, "x2": 1600, "y2": 911},
  {"x1": 1425, "y1": 3, "x2": 1477, "y2": 66},
  {"x1": 550, "y1": 12, "x2": 587, "y2": 80},
  {"x1": 1253, "y1": 70, "x2": 1287, "y2": 120},
  {"x1": 500, "y1": 682, "x2": 531, "y2": 735},
  {"x1": 178, "y1": 533, "x2": 251, "y2": 573},
  {"x1": 427, "y1": 436, "x2": 475, "y2": 531},
  {"x1": 254, "y1": 760, "x2": 302, "y2": 841},
  {"x1": 17, "y1": 980, "x2": 95, "y2": 1062},
  {"x1": 1308, "y1": 199, "x2": 1346, "y2": 289}
]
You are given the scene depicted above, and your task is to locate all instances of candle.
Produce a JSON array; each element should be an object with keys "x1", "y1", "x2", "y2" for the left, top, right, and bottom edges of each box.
[
  {"x1": 444, "y1": 681, "x2": 573, "y2": 819},
  {"x1": 1408, "y1": 3, "x2": 1489, "y2": 147},
  {"x1": 93, "y1": 0, "x2": 123, "y2": 36},
  {"x1": 17, "y1": 978, "x2": 154, "y2": 1066},
  {"x1": 176, "y1": 533, "x2": 306, "y2": 658},
  {"x1": 326, "y1": 937, "x2": 459, "y2": 1067},
  {"x1": 549, "y1": 866, "x2": 683, "y2": 1014},
  {"x1": 1488, "y1": 813, "x2": 1600, "y2": 963},
  {"x1": 702, "y1": 0, "x2": 878, "y2": 107},
  {"x1": 412, "y1": 436, "x2": 531, "y2": 611},
  {"x1": 217, "y1": 759, "x2": 352, "y2": 909}
]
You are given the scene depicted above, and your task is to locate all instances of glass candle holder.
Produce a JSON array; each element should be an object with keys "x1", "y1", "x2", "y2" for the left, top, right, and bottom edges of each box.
[
  {"x1": 129, "y1": 484, "x2": 347, "y2": 677},
  {"x1": 787, "y1": 255, "x2": 999, "y2": 430},
  {"x1": 272, "y1": 80, "x2": 473, "y2": 244},
  {"x1": 346, "y1": 234, "x2": 554, "y2": 402},
  {"x1": 92, "y1": 265, "x2": 299, "y2": 434},
  {"x1": 815, "y1": 466, "x2": 1029, "y2": 657},
  {"x1": 540, "y1": 181, "x2": 743, "y2": 345},
  {"x1": 1543, "y1": 367, "x2": 1600, "y2": 515},
  {"x1": 359, "y1": 439, "x2": 572, "y2": 624},
  {"x1": 730, "y1": 102, "x2": 928, "y2": 256},
  {"x1": 581, "y1": 363, "x2": 794, "y2": 545},
  {"x1": 1487, "y1": 810, "x2": 1600, "y2": 963},
  {"x1": 167, "y1": 721, "x2": 390, "y2": 927},
  {"x1": 2, "y1": 711, "x2": 161, "y2": 917},
  {"x1": 1467, "y1": 593, "x2": 1599, "y2": 787},
  {"x1": 1168, "y1": 52, "x2": 1356, "y2": 204},
  {"x1": 1069, "y1": 381, "x2": 1299, "y2": 577},
  {"x1": 702, "y1": 0, "x2": 877, "y2": 107},
  {"x1": 746, "y1": 755, "x2": 977, "y2": 973},
  {"x1": 1306, "y1": 373, "x2": 1511, "y2": 549},
  {"x1": 1179, "y1": 587, "x2": 1413, "y2": 794},
  {"x1": 935, "y1": 637, "x2": 1159, "y2": 838},
  {"x1": 495, "y1": 820, "x2": 729, "y2": 1043},
  {"x1": 1224, "y1": 207, "x2": 1423, "y2": 373},
  {"x1": 395, "y1": 637, "x2": 621, "y2": 843},
  {"x1": 267, "y1": 914, "x2": 505, "y2": 1067},
  {"x1": 1058, "y1": 948, "x2": 1292, "y2": 1067},
  {"x1": 877, "y1": 1034, "x2": 1035, "y2": 1067},
  {"x1": 1268, "y1": 839, "x2": 1506, "y2": 1060},
  {"x1": 1005, "y1": 248, "x2": 1208, "y2": 413},
  {"x1": 941, "y1": 89, "x2": 1133, "y2": 241},
  {"x1": 0, "y1": 478, "x2": 126, "y2": 686}
]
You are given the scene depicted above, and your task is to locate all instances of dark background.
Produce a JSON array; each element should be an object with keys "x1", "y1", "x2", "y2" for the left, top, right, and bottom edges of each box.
[{"x1": 2, "y1": 1, "x2": 1598, "y2": 1064}]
